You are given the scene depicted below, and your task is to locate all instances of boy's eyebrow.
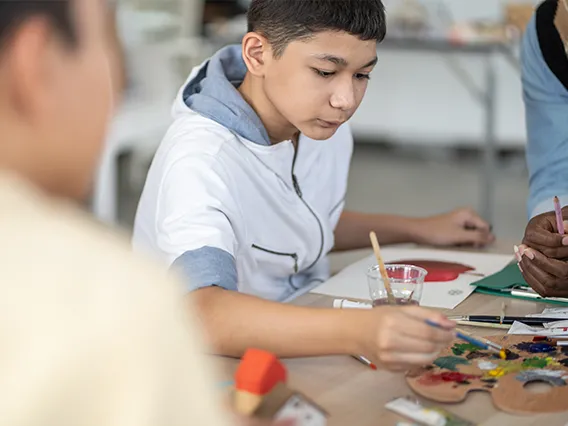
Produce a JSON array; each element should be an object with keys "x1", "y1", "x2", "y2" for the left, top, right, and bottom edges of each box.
[
  {"x1": 312, "y1": 54, "x2": 348, "y2": 66},
  {"x1": 361, "y1": 57, "x2": 379, "y2": 68},
  {"x1": 312, "y1": 54, "x2": 378, "y2": 69}
]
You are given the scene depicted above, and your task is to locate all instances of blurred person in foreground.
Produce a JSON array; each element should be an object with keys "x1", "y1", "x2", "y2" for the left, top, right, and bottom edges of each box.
[{"x1": 0, "y1": 0, "x2": 266, "y2": 424}]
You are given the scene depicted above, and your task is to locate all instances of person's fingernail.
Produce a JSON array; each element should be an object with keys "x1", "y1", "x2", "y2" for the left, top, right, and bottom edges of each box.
[
  {"x1": 517, "y1": 262, "x2": 523, "y2": 273},
  {"x1": 563, "y1": 236, "x2": 568, "y2": 246},
  {"x1": 525, "y1": 249, "x2": 535, "y2": 260},
  {"x1": 513, "y1": 245, "x2": 521, "y2": 262}
]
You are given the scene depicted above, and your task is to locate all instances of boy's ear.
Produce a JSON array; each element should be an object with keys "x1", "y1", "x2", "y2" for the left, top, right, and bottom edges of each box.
[{"x1": 241, "y1": 32, "x2": 271, "y2": 77}]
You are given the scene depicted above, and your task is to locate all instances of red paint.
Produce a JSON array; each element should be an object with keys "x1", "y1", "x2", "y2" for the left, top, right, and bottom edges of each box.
[
  {"x1": 390, "y1": 259, "x2": 475, "y2": 282},
  {"x1": 418, "y1": 371, "x2": 480, "y2": 386}
]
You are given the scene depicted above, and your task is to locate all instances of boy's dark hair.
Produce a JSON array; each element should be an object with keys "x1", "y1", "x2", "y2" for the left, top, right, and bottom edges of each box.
[
  {"x1": 0, "y1": 0, "x2": 76, "y2": 53},
  {"x1": 247, "y1": 0, "x2": 386, "y2": 58}
]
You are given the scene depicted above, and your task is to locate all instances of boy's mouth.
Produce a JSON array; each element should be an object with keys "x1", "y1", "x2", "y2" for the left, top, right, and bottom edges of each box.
[{"x1": 316, "y1": 119, "x2": 343, "y2": 128}]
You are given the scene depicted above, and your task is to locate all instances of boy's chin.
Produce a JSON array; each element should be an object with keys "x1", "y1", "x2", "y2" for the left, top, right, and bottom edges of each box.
[{"x1": 300, "y1": 123, "x2": 341, "y2": 141}]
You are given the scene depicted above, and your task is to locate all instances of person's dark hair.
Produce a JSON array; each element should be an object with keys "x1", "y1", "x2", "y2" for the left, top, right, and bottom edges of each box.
[
  {"x1": 0, "y1": 0, "x2": 76, "y2": 52},
  {"x1": 247, "y1": 0, "x2": 386, "y2": 57}
]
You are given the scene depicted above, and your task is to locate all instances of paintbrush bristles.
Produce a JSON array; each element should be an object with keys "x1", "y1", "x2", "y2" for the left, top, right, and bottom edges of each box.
[{"x1": 369, "y1": 231, "x2": 396, "y2": 305}]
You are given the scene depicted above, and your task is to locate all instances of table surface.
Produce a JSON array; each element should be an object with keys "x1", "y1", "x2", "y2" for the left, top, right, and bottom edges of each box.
[{"x1": 216, "y1": 242, "x2": 568, "y2": 425}]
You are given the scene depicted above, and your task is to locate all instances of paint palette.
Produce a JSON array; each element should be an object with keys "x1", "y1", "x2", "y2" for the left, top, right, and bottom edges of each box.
[{"x1": 406, "y1": 335, "x2": 568, "y2": 414}]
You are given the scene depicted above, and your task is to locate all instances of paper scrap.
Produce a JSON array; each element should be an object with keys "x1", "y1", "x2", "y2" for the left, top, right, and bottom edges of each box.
[
  {"x1": 543, "y1": 320, "x2": 568, "y2": 329},
  {"x1": 526, "y1": 307, "x2": 568, "y2": 319},
  {"x1": 508, "y1": 320, "x2": 568, "y2": 336}
]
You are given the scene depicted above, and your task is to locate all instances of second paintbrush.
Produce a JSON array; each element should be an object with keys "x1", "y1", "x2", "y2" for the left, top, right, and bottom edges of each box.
[
  {"x1": 426, "y1": 320, "x2": 507, "y2": 359},
  {"x1": 449, "y1": 315, "x2": 562, "y2": 325}
]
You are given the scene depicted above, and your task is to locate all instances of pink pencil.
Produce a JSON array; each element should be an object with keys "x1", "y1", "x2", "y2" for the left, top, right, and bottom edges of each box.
[{"x1": 554, "y1": 196, "x2": 565, "y2": 235}]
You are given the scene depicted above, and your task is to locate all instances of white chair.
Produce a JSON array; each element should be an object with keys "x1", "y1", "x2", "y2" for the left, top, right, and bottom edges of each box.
[{"x1": 92, "y1": 0, "x2": 206, "y2": 224}]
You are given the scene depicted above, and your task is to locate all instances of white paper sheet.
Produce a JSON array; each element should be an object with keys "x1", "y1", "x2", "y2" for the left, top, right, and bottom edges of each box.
[
  {"x1": 508, "y1": 320, "x2": 568, "y2": 337},
  {"x1": 526, "y1": 307, "x2": 568, "y2": 319},
  {"x1": 311, "y1": 247, "x2": 513, "y2": 309}
]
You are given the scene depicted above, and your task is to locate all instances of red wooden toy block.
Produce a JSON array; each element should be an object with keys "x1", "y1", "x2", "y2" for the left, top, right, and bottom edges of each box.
[{"x1": 235, "y1": 349, "x2": 287, "y2": 396}]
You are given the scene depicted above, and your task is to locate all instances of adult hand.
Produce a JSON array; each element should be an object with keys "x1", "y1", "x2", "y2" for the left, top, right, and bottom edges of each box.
[
  {"x1": 516, "y1": 208, "x2": 568, "y2": 297},
  {"x1": 413, "y1": 208, "x2": 494, "y2": 248}
]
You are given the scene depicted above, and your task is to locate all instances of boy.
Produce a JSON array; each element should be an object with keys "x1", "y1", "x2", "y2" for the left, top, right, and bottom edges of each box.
[
  {"x1": 134, "y1": 0, "x2": 489, "y2": 368},
  {"x1": 0, "y1": 0, "x2": 231, "y2": 424}
]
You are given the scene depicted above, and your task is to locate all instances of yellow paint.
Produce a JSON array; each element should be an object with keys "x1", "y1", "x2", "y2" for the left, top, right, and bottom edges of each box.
[
  {"x1": 484, "y1": 356, "x2": 561, "y2": 380},
  {"x1": 499, "y1": 349, "x2": 506, "y2": 360},
  {"x1": 485, "y1": 363, "x2": 523, "y2": 379},
  {"x1": 545, "y1": 357, "x2": 561, "y2": 367}
]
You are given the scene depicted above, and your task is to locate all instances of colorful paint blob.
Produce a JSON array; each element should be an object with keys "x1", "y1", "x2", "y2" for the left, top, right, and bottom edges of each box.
[
  {"x1": 466, "y1": 351, "x2": 487, "y2": 360},
  {"x1": 515, "y1": 342, "x2": 556, "y2": 354},
  {"x1": 522, "y1": 357, "x2": 554, "y2": 369},
  {"x1": 451, "y1": 343, "x2": 479, "y2": 356},
  {"x1": 502, "y1": 350, "x2": 520, "y2": 360},
  {"x1": 478, "y1": 361, "x2": 498, "y2": 371},
  {"x1": 418, "y1": 371, "x2": 480, "y2": 386},
  {"x1": 433, "y1": 356, "x2": 471, "y2": 372}
]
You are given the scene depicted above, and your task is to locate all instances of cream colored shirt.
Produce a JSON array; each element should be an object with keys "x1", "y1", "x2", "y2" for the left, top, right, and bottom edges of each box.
[{"x1": 0, "y1": 173, "x2": 230, "y2": 426}]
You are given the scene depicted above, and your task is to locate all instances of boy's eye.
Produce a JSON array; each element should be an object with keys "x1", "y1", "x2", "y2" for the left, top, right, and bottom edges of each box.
[
  {"x1": 355, "y1": 73, "x2": 371, "y2": 81},
  {"x1": 313, "y1": 68, "x2": 335, "y2": 78}
]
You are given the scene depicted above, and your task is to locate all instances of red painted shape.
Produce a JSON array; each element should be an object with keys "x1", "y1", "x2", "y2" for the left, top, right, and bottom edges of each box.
[
  {"x1": 235, "y1": 348, "x2": 287, "y2": 395},
  {"x1": 390, "y1": 260, "x2": 476, "y2": 282}
]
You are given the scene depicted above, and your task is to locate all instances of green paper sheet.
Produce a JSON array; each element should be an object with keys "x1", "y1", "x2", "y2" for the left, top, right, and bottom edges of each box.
[{"x1": 471, "y1": 263, "x2": 568, "y2": 306}]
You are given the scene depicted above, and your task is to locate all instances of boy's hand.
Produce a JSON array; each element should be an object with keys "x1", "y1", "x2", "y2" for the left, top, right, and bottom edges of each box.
[
  {"x1": 359, "y1": 306, "x2": 455, "y2": 372},
  {"x1": 413, "y1": 208, "x2": 494, "y2": 247}
]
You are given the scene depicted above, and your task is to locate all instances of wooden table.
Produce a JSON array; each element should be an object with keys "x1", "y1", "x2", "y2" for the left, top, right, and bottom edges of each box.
[{"x1": 217, "y1": 242, "x2": 568, "y2": 425}]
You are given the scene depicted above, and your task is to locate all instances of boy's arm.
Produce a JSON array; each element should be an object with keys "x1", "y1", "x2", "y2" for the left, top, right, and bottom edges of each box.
[
  {"x1": 333, "y1": 209, "x2": 493, "y2": 251},
  {"x1": 190, "y1": 287, "x2": 364, "y2": 358},
  {"x1": 189, "y1": 286, "x2": 455, "y2": 366}
]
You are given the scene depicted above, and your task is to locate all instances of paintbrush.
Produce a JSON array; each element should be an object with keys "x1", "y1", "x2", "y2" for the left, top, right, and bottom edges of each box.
[
  {"x1": 554, "y1": 196, "x2": 565, "y2": 235},
  {"x1": 455, "y1": 320, "x2": 511, "y2": 330},
  {"x1": 448, "y1": 315, "x2": 564, "y2": 326},
  {"x1": 426, "y1": 320, "x2": 508, "y2": 359},
  {"x1": 369, "y1": 231, "x2": 396, "y2": 305}
]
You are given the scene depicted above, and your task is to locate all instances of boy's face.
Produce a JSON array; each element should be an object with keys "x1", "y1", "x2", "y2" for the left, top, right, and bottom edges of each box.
[
  {"x1": 262, "y1": 31, "x2": 378, "y2": 141},
  {"x1": 0, "y1": 0, "x2": 118, "y2": 199}
]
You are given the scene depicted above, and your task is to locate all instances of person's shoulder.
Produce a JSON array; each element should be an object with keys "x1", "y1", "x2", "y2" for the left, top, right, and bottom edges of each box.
[
  {"x1": 0, "y1": 175, "x2": 173, "y2": 294},
  {"x1": 161, "y1": 111, "x2": 238, "y2": 158}
]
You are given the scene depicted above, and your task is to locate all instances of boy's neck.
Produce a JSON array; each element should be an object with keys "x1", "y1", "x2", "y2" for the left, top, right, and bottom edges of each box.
[{"x1": 238, "y1": 73, "x2": 300, "y2": 145}]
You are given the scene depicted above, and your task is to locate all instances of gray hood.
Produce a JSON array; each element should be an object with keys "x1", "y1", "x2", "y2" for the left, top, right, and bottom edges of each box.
[{"x1": 180, "y1": 45, "x2": 271, "y2": 146}]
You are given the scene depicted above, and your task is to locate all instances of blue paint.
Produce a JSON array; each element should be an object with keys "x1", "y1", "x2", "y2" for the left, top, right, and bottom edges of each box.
[{"x1": 515, "y1": 342, "x2": 556, "y2": 353}]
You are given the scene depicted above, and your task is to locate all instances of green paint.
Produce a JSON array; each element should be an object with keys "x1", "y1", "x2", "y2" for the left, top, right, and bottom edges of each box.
[
  {"x1": 434, "y1": 356, "x2": 471, "y2": 371},
  {"x1": 452, "y1": 343, "x2": 480, "y2": 356},
  {"x1": 521, "y1": 357, "x2": 549, "y2": 369}
]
